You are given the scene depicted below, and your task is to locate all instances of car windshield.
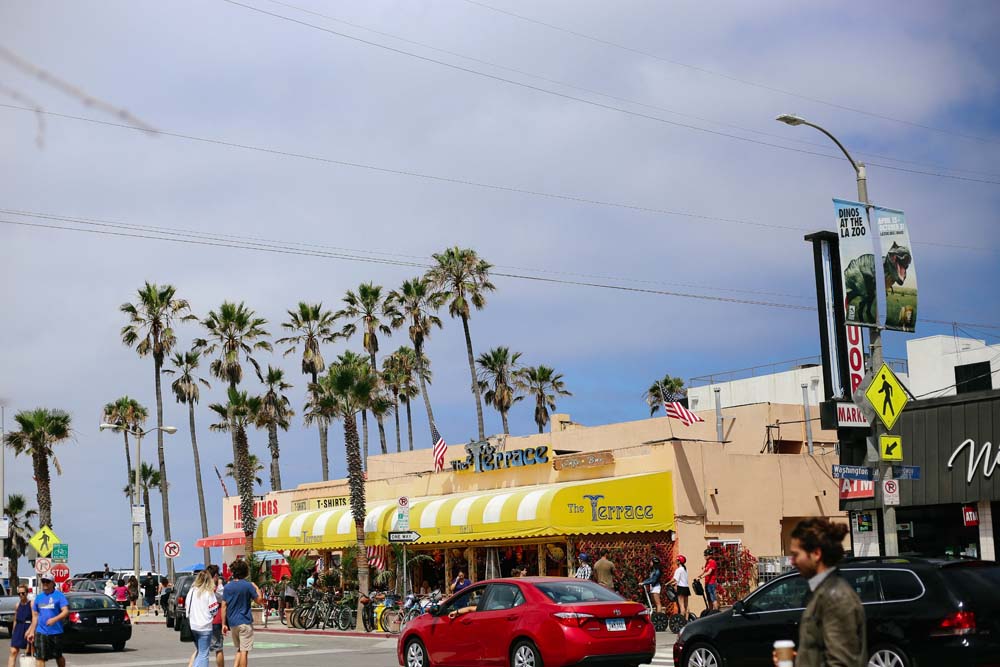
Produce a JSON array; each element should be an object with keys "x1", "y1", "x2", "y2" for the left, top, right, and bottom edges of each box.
[
  {"x1": 68, "y1": 596, "x2": 118, "y2": 610},
  {"x1": 533, "y1": 581, "x2": 625, "y2": 604}
]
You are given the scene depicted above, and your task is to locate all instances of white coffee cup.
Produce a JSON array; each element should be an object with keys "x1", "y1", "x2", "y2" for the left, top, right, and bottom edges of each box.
[{"x1": 773, "y1": 639, "x2": 795, "y2": 667}]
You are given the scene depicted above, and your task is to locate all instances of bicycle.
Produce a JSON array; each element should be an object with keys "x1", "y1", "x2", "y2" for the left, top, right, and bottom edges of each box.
[
  {"x1": 379, "y1": 592, "x2": 405, "y2": 634},
  {"x1": 359, "y1": 590, "x2": 385, "y2": 633},
  {"x1": 334, "y1": 592, "x2": 359, "y2": 631},
  {"x1": 642, "y1": 584, "x2": 669, "y2": 632}
]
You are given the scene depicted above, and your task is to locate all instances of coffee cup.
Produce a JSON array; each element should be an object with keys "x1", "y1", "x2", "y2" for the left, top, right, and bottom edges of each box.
[{"x1": 773, "y1": 640, "x2": 795, "y2": 667}]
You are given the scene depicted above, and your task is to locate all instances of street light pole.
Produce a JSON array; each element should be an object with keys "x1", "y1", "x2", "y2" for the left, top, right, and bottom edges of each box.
[{"x1": 777, "y1": 115, "x2": 896, "y2": 556}]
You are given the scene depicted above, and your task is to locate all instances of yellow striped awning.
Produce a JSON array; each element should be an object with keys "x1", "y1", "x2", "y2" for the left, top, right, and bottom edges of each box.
[{"x1": 253, "y1": 499, "x2": 397, "y2": 552}]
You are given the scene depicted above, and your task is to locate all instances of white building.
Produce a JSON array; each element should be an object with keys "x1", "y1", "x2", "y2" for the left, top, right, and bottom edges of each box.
[{"x1": 905, "y1": 335, "x2": 999, "y2": 398}]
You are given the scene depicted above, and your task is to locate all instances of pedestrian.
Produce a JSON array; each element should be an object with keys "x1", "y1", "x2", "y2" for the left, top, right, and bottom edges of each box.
[
  {"x1": 573, "y1": 553, "x2": 593, "y2": 580},
  {"x1": 449, "y1": 571, "x2": 471, "y2": 593},
  {"x1": 667, "y1": 555, "x2": 690, "y2": 618},
  {"x1": 697, "y1": 548, "x2": 719, "y2": 612},
  {"x1": 186, "y1": 570, "x2": 220, "y2": 667},
  {"x1": 8, "y1": 584, "x2": 32, "y2": 667},
  {"x1": 114, "y1": 579, "x2": 130, "y2": 609},
  {"x1": 774, "y1": 518, "x2": 865, "y2": 667},
  {"x1": 640, "y1": 555, "x2": 664, "y2": 614},
  {"x1": 221, "y1": 559, "x2": 258, "y2": 667},
  {"x1": 305, "y1": 569, "x2": 315, "y2": 589},
  {"x1": 127, "y1": 575, "x2": 140, "y2": 614},
  {"x1": 103, "y1": 578, "x2": 115, "y2": 599},
  {"x1": 103, "y1": 563, "x2": 111, "y2": 577},
  {"x1": 143, "y1": 572, "x2": 159, "y2": 615},
  {"x1": 593, "y1": 550, "x2": 615, "y2": 590},
  {"x1": 279, "y1": 575, "x2": 296, "y2": 624},
  {"x1": 26, "y1": 574, "x2": 68, "y2": 667}
]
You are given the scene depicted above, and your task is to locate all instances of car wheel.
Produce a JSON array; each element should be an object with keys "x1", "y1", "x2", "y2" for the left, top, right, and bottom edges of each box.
[
  {"x1": 868, "y1": 645, "x2": 909, "y2": 667},
  {"x1": 511, "y1": 640, "x2": 542, "y2": 667},
  {"x1": 112, "y1": 642, "x2": 126, "y2": 651},
  {"x1": 684, "y1": 642, "x2": 721, "y2": 667},
  {"x1": 405, "y1": 638, "x2": 429, "y2": 667}
]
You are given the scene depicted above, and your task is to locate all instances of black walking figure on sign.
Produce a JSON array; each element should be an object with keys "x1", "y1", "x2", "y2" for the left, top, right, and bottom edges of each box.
[{"x1": 878, "y1": 374, "x2": 894, "y2": 416}]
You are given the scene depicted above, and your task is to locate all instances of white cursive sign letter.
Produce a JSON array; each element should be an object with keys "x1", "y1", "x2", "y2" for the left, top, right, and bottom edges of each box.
[{"x1": 948, "y1": 438, "x2": 999, "y2": 483}]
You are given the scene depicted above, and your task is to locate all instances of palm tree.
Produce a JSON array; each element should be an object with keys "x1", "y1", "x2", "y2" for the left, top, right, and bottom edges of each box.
[
  {"x1": 209, "y1": 389, "x2": 262, "y2": 554},
  {"x1": 225, "y1": 454, "x2": 266, "y2": 488},
  {"x1": 165, "y1": 349, "x2": 212, "y2": 566},
  {"x1": 122, "y1": 463, "x2": 161, "y2": 572},
  {"x1": 254, "y1": 366, "x2": 293, "y2": 491},
  {"x1": 4, "y1": 494, "x2": 37, "y2": 585},
  {"x1": 385, "y1": 347, "x2": 428, "y2": 451},
  {"x1": 644, "y1": 374, "x2": 686, "y2": 415},
  {"x1": 277, "y1": 302, "x2": 339, "y2": 481},
  {"x1": 314, "y1": 357, "x2": 376, "y2": 620},
  {"x1": 3, "y1": 409, "x2": 72, "y2": 529},
  {"x1": 388, "y1": 277, "x2": 444, "y2": 446},
  {"x1": 517, "y1": 366, "x2": 572, "y2": 434},
  {"x1": 477, "y1": 347, "x2": 523, "y2": 435},
  {"x1": 101, "y1": 396, "x2": 148, "y2": 506},
  {"x1": 330, "y1": 351, "x2": 384, "y2": 470},
  {"x1": 120, "y1": 282, "x2": 195, "y2": 579},
  {"x1": 427, "y1": 247, "x2": 495, "y2": 440}
]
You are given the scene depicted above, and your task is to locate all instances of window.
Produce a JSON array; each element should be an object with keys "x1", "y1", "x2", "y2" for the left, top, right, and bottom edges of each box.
[
  {"x1": 533, "y1": 581, "x2": 625, "y2": 604},
  {"x1": 442, "y1": 586, "x2": 485, "y2": 613},
  {"x1": 955, "y1": 361, "x2": 992, "y2": 394},
  {"x1": 69, "y1": 596, "x2": 117, "y2": 610},
  {"x1": 482, "y1": 584, "x2": 524, "y2": 611},
  {"x1": 746, "y1": 576, "x2": 809, "y2": 612},
  {"x1": 840, "y1": 570, "x2": 881, "y2": 603},
  {"x1": 878, "y1": 570, "x2": 923, "y2": 601}
]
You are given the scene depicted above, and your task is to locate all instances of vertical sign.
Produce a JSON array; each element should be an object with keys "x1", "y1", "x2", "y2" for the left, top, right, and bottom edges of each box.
[
  {"x1": 834, "y1": 199, "x2": 877, "y2": 328},
  {"x1": 873, "y1": 206, "x2": 916, "y2": 332},
  {"x1": 397, "y1": 496, "x2": 410, "y2": 532},
  {"x1": 963, "y1": 505, "x2": 979, "y2": 527}
]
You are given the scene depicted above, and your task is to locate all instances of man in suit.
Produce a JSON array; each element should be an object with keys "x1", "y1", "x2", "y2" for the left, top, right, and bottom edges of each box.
[{"x1": 776, "y1": 518, "x2": 865, "y2": 667}]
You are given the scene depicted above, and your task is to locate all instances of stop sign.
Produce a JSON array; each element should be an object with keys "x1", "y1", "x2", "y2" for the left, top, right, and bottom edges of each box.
[{"x1": 50, "y1": 563, "x2": 70, "y2": 584}]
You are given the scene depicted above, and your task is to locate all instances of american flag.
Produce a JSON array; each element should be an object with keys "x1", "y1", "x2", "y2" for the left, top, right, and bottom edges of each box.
[
  {"x1": 432, "y1": 422, "x2": 447, "y2": 472},
  {"x1": 664, "y1": 401, "x2": 705, "y2": 427},
  {"x1": 367, "y1": 544, "x2": 387, "y2": 571}
]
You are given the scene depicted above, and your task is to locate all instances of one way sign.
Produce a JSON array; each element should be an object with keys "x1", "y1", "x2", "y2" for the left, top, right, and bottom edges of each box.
[
  {"x1": 388, "y1": 531, "x2": 421, "y2": 543},
  {"x1": 880, "y1": 435, "x2": 903, "y2": 462}
]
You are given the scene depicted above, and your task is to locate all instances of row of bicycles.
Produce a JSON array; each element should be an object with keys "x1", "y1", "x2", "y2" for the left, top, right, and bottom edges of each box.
[{"x1": 280, "y1": 587, "x2": 444, "y2": 634}]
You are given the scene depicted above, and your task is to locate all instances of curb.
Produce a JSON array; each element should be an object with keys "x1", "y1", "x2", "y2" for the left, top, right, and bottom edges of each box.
[{"x1": 255, "y1": 626, "x2": 391, "y2": 639}]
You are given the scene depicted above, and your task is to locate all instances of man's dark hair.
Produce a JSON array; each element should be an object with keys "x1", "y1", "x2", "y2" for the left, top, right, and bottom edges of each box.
[
  {"x1": 600, "y1": 550, "x2": 609, "y2": 558},
  {"x1": 230, "y1": 559, "x2": 250, "y2": 580},
  {"x1": 207, "y1": 564, "x2": 220, "y2": 578},
  {"x1": 791, "y1": 517, "x2": 850, "y2": 566}
]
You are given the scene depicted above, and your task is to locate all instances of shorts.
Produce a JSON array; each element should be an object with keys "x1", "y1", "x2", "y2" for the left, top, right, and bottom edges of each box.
[
  {"x1": 283, "y1": 595, "x2": 296, "y2": 606},
  {"x1": 649, "y1": 585, "x2": 661, "y2": 594},
  {"x1": 34, "y1": 633, "x2": 63, "y2": 661},
  {"x1": 677, "y1": 586, "x2": 691, "y2": 597},
  {"x1": 705, "y1": 583, "x2": 718, "y2": 602},
  {"x1": 144, "y1": 594, "x2": 155, "y2": 607},
  {"x1": 231, "y1": 624, "x2": 254, "y2": 652},
  {"x1": 210, "y1": 624, "x2": 224, "y2": 652}
]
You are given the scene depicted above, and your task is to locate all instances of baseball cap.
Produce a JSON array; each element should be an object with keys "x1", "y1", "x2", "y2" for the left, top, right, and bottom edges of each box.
[{"x1": 40, "y1": 574, "x2": 55, "y2": 582}]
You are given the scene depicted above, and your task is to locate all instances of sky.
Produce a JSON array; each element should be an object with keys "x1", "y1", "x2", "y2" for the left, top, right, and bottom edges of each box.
[{"x1": 1, "y1": 0, "x2": 998, "y2": 573}]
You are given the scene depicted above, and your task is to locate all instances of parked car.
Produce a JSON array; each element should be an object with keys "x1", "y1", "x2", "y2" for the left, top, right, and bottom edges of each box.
[
  {"x1": 398, "y1": 577, "x2": 656, "y2": 667},
  {"x1": 62, "y1": 592, "x2": 132, "y2": 651},
  {"x1": 72, "y1": 578, "x2": 112, "y2": 594},
  {"x1": 164, "y1": 574, "x2": 195, "y2": 630},
  {"x1": 673, "y1": 558, "x2": 1000, "y2": 667}
]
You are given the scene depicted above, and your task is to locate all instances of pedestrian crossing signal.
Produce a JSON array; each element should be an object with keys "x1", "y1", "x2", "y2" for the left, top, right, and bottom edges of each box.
[{"x1": 864, "y1": 363, "x2": 908, "y2": 430}]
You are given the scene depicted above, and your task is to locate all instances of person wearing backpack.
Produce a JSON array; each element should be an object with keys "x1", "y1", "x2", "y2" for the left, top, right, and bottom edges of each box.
[
  {"x1": 640, "y1": 555, "x2": 664, "y2": 614},
  {"x1": 667, "y1": 555, "x2": 690, "y2": 618}
]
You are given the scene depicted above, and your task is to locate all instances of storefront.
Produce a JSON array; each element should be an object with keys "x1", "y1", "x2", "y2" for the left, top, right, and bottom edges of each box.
[{"x1": 843, "y1": 389, "x2": 999, "y2": 560}]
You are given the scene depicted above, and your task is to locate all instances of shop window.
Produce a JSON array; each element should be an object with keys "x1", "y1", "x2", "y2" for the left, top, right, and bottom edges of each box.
[
  {"x1": 878, "y1": 570, "x2": 923, "y2": 601},
  {"x1": 840, "y1": 570, "x2": 880, "y2": 603},
  {"x1": 544, "y1": 543, "x2": 567, "y2": 577},
  {"x1": 499, "y1": 545, "x2": 538, "y2": 577}
]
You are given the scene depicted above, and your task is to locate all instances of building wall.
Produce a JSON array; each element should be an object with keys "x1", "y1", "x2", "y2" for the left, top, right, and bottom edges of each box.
[
  {"x1": 688, "y1": 366, "x2": 825, "y2": 410},
  {"x1": 906, "y1": 335, "x2": 999, "y2": 398}
]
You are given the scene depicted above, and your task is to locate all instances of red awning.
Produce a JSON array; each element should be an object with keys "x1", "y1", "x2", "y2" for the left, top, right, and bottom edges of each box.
[{"x1": 195, "y1": 532, "x2": 246, "y2": 548}]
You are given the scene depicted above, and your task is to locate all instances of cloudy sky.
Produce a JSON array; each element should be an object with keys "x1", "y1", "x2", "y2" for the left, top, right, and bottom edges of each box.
[{"x1": 1, "y1": 0, "x2": 998, "y2": 572}]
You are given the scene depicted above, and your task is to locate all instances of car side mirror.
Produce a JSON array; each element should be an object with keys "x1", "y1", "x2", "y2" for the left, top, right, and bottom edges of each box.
[{"x1": 732, "y1": 601, "x2": 745, "y2": 616}]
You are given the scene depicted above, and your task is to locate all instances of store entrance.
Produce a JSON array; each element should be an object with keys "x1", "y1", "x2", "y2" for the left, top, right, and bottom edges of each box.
[{"x1": 895, "y1": 504, "x2": 980, "y2": 558}]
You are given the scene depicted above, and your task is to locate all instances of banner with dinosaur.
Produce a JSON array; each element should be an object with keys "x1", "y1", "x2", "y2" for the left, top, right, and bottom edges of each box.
[
  {"x1": 834, "y1": 198, "x2": 878, "y2": 327},
  {"x1": 873, "y1": 206, "x2": 917, "y2": 332}
]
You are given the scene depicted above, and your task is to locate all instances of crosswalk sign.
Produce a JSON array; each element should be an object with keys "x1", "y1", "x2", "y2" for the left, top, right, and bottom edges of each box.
[
  {"x1": 29, "y1": 526, "x2": 61, "y2": 558},
  {"x1": 864, "y1": 363, "x2": 908, "y2": 430},
  {"x1": 880, "y1": 435, "x2": 903, "y2": 461}
]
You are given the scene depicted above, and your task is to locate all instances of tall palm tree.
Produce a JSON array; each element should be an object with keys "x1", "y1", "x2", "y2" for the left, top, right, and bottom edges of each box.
[
  {"x1": 120, "y1": 282, "x2": 195, "y2": 579},
  {"x1": 254, "y1": 366, "x2": 293, "y2": 491},
  {"x1": 101, "y1": 396, "x2": 148, "y2": 506},
  {"x1": 388, "y1": 277, "x2": 444, "y2": 445},
  {"x1": 165, "y1": 349, "x2": 212, "y2": 566},
  {"x1": 331, "y1": 351, "x2": 383, "y2": 470},
  {"x1": 644, "y1": 374, "x2": 686, "y2": 415},
  {"x1": 225, "y1": 453, "x2": 266, "y2": 488},
  {"x1": 122, "y1": 463, "x2": 161, "y2": 572},
  {"x1": 277, "y1": 302, "x2": 339, "y2": 481},
  {"x1": 336, "y1": 283, "x2": 400, "y2": 455},
  {"x1": 516, "y1": 366, "x2": 572, "y2": 434},
  {"x1": 4, "y1": 494, "x2": 37, "y2": 585},
  {"x1": 427, "y1": 247, "x2": 495, "y2": 440},
  {"x1": 208, "y1": 389, "x2": 262, "y2": 554},
  {"x1": 380, "y1": 361, "x2": 404, "y2": 453},
  {"x1": 386, "y1": 347, "x2": 428, "y2": 451},
  {"x1": 3, "y1": 409, "x2": 72, "y2": 529},
  {"x1": 477, "y1": 347, "x2": 523, "y2": 435}
]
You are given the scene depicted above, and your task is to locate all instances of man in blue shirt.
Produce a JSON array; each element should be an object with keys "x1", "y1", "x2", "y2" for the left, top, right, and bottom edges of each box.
[
  {"x1": 221, "y1": 559, "x2": 259, "y2": 667},
  {"x1": 27, "y1": 574, "x2": 69, "y2": 666}
]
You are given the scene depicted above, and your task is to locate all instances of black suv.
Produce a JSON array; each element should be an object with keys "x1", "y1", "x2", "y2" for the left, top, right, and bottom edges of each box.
[
  {"x1": 164, "y1": 574, "x2": 195, "y2": 630},
  {"x1": 673, "y1": 558, "x2": 1000, "y2": 667}
]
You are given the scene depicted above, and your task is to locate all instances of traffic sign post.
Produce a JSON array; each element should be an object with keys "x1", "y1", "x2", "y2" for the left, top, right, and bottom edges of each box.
[
  {"x1": 394, "y1": 504, "x2": 413, "y2": 600},
  {"x1": 864, "y1": 363, "x2": 908, "y2": 431},
  {"x1": 164, "y1": 541, "x2": 181, "y2": 559},
  {"x1": 882, "y1": 479, "x2": 900, "y2": 506},
  {"x1": 0, "y1": 557, "x2": 8, "y2": 580},
  {"x1": 28, "y1": 526, "x2": 60, "y2": 559},
  {"x1": 388, "y1": 531, "x2": 420, "y2": 543},
  {"x1": 50, "y1": 563, "x2": 70, "y2": 585},
  {"x1": 879, "y1": 435, "x2": 903, "y2": 461},
  {"x1": 34, "y1": 557, "x2": 52, "y2": 576},
  {"x1": 52, "y1": 543, "x2": 69, "y2": 562}
]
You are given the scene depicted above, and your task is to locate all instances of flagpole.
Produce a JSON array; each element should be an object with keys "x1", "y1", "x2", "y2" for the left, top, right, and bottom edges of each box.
[{"x1": 660, "y1": 385, "x2": 675, "y2": 439}]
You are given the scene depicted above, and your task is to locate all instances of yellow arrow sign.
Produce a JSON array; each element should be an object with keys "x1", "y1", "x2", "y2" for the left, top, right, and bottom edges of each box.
[
  {"x1": 880, "y1": 435, "x2": 903, "y2": 461},
  {"x1": 864, "y1": 363, "x2": 909, "y2": 430},
  {"x1": 29, "y1": 525, "x2": 61, "y2": 558}
]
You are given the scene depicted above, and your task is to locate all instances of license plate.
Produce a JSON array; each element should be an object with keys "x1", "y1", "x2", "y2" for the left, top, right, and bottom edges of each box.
[
  {"x1": 96, "y1": 618, "x2": 110, "y2": 624},
  {"x1": 605, "y1": 619, "x2": 626, "y2": 632}
]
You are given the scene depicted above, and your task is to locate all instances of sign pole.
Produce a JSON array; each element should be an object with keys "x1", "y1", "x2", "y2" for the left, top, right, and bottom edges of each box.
[
  {"x1": 402, "y1": 543, "x2": 407, "y2": 599},
  {"x1": 133, "y1": 429, "x2": 143, "y2": 597}
]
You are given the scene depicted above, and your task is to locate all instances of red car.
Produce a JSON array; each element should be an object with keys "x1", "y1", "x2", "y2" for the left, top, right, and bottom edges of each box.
[{"x1": 397, "y1": 577, "x2": 655, "y2": 667}]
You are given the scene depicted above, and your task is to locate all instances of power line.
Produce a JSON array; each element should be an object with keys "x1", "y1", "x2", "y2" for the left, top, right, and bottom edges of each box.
[
  {"x1": 914, "y1": 353, "x2": 1000, "y2": 398},
  {"x1": 216, "y1": 0, "x2": 1000, "y2": 187},
  {"x1": 261, "y1": 0, "x2": 1000, "y2": 181},
  {"x1": 459, "y1": 0, "x2": 1000, "y2": 146}
]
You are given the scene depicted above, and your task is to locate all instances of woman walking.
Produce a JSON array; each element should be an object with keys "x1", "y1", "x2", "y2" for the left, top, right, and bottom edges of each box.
[
  {"x1": 8, "y1": 585, "x2": 32, "y2": 667},
  {"x1": 128, "y1": 576, "x2": 140, "y2": 615},
  {"x1": 114, "y1": 579, "x2": 130, "y2": 609},
  {"x1": 186, "y1": 570, "x2": 221, "y2": 667},
  {"x1": 667, "y1": 555, "x2": 690, "y2": 618}
]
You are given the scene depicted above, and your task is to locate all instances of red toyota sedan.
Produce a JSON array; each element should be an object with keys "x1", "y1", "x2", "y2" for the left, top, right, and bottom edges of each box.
[{"x1": 397, "y1": 577, "x2": 655, "y2": 667}]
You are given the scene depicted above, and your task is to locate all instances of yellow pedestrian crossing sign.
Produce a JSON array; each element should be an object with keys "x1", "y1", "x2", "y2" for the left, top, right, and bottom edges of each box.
[
  {"x1": 864, "y1": 363, "x2": 908, "y2": 430},
  {"x1": 880, "y1": 435, "x2": 903, "y2": 461},
  {"x1": 29, "y1": 525, "x2": 61, "y2": 558}
]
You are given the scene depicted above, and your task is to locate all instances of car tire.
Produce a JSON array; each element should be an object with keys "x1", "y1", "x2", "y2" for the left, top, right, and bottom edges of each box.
[
  {"x1": 511, "y1": 640, "x2": 542, "y2": 667},
  {"x1": 684, "y1": 642, "x2": 721, "y2": 667},
  {"x1": 112, "y1": 642, "x2": 126, "y2": 652},
  {"x1": 868, "y1": 644, "x2": 910, "y2": 667},
  {"x1": 404, "y1": 638, "x2": 429, "y2": 667}
]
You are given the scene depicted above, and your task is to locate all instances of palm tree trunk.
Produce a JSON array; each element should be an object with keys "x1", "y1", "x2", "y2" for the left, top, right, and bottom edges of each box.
[
  {"x1": 405, "y1": 399, "x2": 414, "y2": 451},
  {"x1": 368, "y1": 350, "x2": 389, "y2": 455},
  {"x1": 536, "y1": 397, "x2": 545, "y2": 434},
  {"x1": 234, "y1": 425, "x2": 256, "y2": 556},
  {"x1": 343, "y1": 413, "x2": 369, "y2": 622},
  {"x1": 393, "y1": 393, "x2": 402, "y2": 453},
  {"x1": 415, "y1": 341, "x2": 437, "y2": 442},
  {"x1": 144, "y1": 486, "x2": 155, "y2": 573},
  {"x1": 123, "y1": 431, "x2": 134, "y2": 506},
  {"x1": 461, "y1": 315, "x2": 486, "y2": 440},
  {"x1": 188, "y1": 403, "x2": 212, "y2": 567},
  {"x1": 267, "y1": 422, "x2": 282, "y2": 491},
  {"x1": 32, "y1": 449, "x2": 52, "y2": 529},
  {"x1": 318, "y1": 421, "x2": 330, "y2": 481},
  {"x1": 501, "y1": 409, "x2": 510, "y2": 435},
  {"x1": 361, "y1": 410, "x2": 370, "y2": 471},
  {"x1": 154, "y1": 357, "x2": 174, "y2": 581}
]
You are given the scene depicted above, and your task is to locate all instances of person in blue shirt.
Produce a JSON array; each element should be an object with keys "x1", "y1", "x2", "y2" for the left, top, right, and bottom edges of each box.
[
  {"x1": 221, "y1": 559, "x2": 259, "y2": 667},
  {"x1": 450, "y1": 571, "x2": 471, "y2": 594},
  {"x1": 640, "y1": 555, "x2": 664, "y2": 614},
  {"x1": 27, "y1": 574, "x2": 69, "y2": 666}
]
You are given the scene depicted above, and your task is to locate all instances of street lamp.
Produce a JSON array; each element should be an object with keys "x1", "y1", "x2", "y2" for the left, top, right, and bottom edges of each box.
[
  {"x1": 100, "y1": 423, "x2": 177, "y2": 591},
  {"x1": 776, "y1": 114, "x2": 896, "y2": 556}
]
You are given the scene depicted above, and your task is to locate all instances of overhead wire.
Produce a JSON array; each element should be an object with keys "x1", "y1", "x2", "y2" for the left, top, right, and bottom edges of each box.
[{"x1": 913, "y1": 353, "x2": 1000, "y2": 398}]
